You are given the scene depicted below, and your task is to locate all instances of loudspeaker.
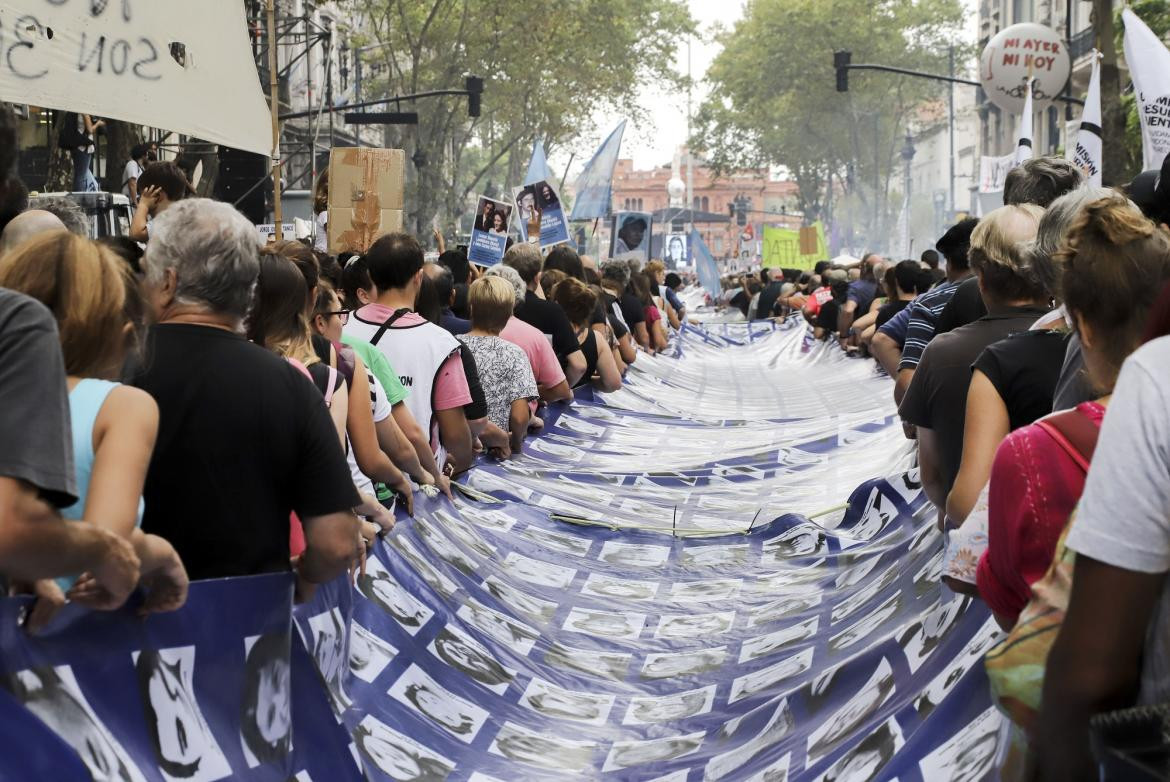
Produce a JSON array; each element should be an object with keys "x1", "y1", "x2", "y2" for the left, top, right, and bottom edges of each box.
[{"x1": 216, "y1": 146, "x2": 267, "y2": 224}]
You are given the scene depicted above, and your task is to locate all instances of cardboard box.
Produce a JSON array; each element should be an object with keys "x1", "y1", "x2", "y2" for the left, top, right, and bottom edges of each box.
[
  {"x1": 328, "y1": 206, "x2": 404, "y2": 254},
  {"x1": 328, "y1": 147, "x2": 405, "y2": 211}
]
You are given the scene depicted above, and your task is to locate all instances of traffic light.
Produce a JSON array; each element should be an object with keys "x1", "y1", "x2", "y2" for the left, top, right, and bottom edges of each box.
[
  {"x1": 465, "y1": 75, "x2": 483, "y2": 117},
  {"x1": 834, "y1": 50, "x2": 851, "y2": 92}
]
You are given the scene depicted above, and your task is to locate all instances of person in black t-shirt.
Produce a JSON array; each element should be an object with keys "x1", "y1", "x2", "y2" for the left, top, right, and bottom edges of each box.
[
  {"x1": 503, "y1": 243, "x2": 587, "y2": 385},
  {"x1": 600, "y1": 259, "x2": 650, "y2": 350},
  {"x1": 134, "y1": 199, "x2": 361, "y2": 593}
]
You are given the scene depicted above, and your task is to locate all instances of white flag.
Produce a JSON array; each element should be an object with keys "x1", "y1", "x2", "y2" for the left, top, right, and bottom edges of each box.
[
  {"x1": 1123, "y1": 8, "x2": 1170, "y2": 171},
  {"x1": 1014, "y1": 78, "x2": 1035, "y2": 166},
  {"x1": 1069, "y1": 52, "x2": 1103, "y2": 187}
]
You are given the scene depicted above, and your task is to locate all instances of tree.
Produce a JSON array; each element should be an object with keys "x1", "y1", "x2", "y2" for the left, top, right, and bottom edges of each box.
[
  {"x1": 694, "y1": 0, "x2": 964, "y2": 249},
  {"x1": 340, "y1": 0, "x2": 693, "y2": 236}
]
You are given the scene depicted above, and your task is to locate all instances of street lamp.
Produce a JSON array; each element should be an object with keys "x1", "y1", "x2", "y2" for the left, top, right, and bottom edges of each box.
[{"x1": 901, "y1": 131, "x2": 915, "y2": 257}]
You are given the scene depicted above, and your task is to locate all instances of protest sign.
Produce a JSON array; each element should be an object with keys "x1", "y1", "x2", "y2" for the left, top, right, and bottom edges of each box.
[
  {"x1": 762, "y1": 222, "x2": 827, "y2": 270},
  {"x1": 327, "y1": 148, "x2": 406, "y2": 254},
  {"x1": 1123, "y1": 8, "x2": 1170, "y2": 172},
  {"x1": 469, "y1": 195, "x2": 513, "y2": 266},
  {"x1": 610, "y1": 212, "x2": 652, "y2": 262},
  {"x1": 1069, "y1": 52, "x2": 1103, "y2": 187},
  {"x1": 514, "y1": 180, "x2": 571, "y2": 249},
  {"x1": 664, "y1": 233, "x2": 688, "y2": 270},
  {"x1": 256, "y1": 223, "x2": 295, "y2": 243},
  {"x1": 0, "y1": 0, "x2": 271, "y2": 155}
]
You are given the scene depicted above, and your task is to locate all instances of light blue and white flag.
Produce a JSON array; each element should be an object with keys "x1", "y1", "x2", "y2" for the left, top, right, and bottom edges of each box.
[
  {"x1": 691, "y1": 228, "x2": 722, "y2": 299},
  {"x1": 524, "y1": 139, "x2": 555, "y2": 186},
  {"x1": 569, "y1": 121, "x2": 627, "y2": 222}
]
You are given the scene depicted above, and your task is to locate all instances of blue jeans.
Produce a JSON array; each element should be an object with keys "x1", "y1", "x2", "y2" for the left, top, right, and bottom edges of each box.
[{"x1": 72, "y1": 150, "x2": 97, "y2": 192}]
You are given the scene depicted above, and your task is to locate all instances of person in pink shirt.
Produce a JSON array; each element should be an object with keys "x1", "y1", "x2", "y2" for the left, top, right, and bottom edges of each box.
[
  {"x1": 485, "y1": 265, "x2": 573, "y2": 404},
  {"x1": 978, "y1": 193, "x2": 1170, "y2": 629},
  {"x1": 345, "y1": 234, "x2": 474, "y2": 476}
]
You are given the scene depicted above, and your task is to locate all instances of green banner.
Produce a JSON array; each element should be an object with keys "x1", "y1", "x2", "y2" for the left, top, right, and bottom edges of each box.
[{"x1": 762, "y1": 222, "x2": 827, "y2": 270}]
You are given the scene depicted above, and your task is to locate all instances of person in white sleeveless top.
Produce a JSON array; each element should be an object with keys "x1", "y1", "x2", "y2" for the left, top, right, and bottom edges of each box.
[{"x1": 344, "y1": 233, "x2": 474, "y2": 476}]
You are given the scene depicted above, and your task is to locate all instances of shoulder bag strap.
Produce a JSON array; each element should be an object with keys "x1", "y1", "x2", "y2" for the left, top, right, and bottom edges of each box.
[
  {"x1": 368, "y1": 308, "x2": 411, "y2": 347},
  {"x1": 1035, "y1": 408, "x2": 1101, "y2": 474}
]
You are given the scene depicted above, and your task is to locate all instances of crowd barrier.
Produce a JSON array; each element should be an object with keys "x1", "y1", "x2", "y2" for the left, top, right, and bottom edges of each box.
[{"x1": 0, "y1": 320, "x2": 1000, "y2": 781}]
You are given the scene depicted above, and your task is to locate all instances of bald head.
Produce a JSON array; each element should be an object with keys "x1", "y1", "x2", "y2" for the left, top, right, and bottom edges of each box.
[
  {"x1": 580, "y1": 254, "x2": 596, "y2": 270},
  {"x1": 0, "y1": 210, "x2": 67, "y2": 255}
]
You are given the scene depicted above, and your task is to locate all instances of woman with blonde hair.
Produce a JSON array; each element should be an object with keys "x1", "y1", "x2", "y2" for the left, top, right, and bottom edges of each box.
[
  {"x1": 0, "y1": 232, "x2": 188, "y2": 627},
  {"x1": 458, "y1": 276, "x2": 538, "y2": 456}
]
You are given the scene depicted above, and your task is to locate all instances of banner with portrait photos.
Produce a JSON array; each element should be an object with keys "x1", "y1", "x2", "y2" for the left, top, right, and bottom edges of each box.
[
  {"x1": 0, "y1": 320, "x2": 1003, "y2": 781},
  {"x1": 513, "y1": 181, "x2": 571, "y2": 250},
  {"x1": 468, "y1": 195, "x2": 514, "y2": 267}
]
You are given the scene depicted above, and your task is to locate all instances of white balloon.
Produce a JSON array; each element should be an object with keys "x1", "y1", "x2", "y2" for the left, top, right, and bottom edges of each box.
[{"x1": 979, "y1": 23, "x2": 1071, "y2": 114}]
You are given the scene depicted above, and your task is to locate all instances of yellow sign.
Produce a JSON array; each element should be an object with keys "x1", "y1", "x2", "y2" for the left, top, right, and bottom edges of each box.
[{"x1": 762, "y1": 222, "x2": 828, "y2": 270}]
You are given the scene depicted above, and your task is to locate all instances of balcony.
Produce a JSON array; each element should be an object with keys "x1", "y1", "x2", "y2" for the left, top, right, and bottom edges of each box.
[{"x1": 1068, "y1": 27, "x2": 1096, "y2": 62}]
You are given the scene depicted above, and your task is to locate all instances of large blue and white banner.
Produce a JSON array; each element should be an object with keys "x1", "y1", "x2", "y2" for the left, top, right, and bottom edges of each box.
[{"x1": 0, "y1": 322, "x2": 1002, "y2": 781}]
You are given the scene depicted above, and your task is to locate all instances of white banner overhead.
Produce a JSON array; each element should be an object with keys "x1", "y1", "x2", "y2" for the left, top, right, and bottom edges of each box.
[
  {"x1": 0, "y1": 0, "x2": 272, "y2": 156},
  {"x1": 1123, "y1": 7, "x2": 1170, "y2": 172}
]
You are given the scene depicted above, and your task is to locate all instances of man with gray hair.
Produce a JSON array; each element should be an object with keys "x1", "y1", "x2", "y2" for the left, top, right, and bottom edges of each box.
[
  {"x1": 1003, "y1": 156, "x2": 1084, "y2": 209},
  {"x1": 600, "y1": 258, "x2": 650, "y2": 351},
  {"x1": 132, "y1": 199, "x2": 362, "y2": 594},
  {"x1": 503, "y1": 243, "x2": 586, "y2": 386},
  {"x1": 486, "y1": 264, "x2": 572, "y2": 404}
]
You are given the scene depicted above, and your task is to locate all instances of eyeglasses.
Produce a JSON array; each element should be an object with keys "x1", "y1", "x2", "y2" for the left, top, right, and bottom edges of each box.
[{"x1": 325, "y1": 310, "x2": 350, "y2": 324}]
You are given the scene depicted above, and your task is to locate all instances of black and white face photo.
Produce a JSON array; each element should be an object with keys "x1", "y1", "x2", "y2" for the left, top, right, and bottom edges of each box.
[
  {"x1": 830, "y1": 563, "x2": 899, "y2": 623},
  {"x1": 500, "y1": 552, "x2": 578, "y2": 588},
  {"x1": 843, "y1": 486, "x2": 897, "y2": 542},
  {"x1": 482, "y1": 575, "x2": 558, "y2": 623},
  {"x1": 602, "y1": 731, "x2": 706, "y2": 772},
  {"x1": 427, "y1": 624, "x2": 514, "y2": 694},
  {"x1": 680, "y1": 544, "x2": 750, "y2": 569},
  {"x1": 5, "y1": 666, "x2": 149, "y2": 782},
  {"x1": 457, "y1": 599, "x2": 539, "y2": 655},
  {"x1": 349, "y1": 621, "x2": 398, "y2": 684},
  {"x1": 488, "y1": 722, "x2": 597, "y2": 773},
  {"x1": 458, "y1": 505, "x2": 517, "y2": 533},
  {"x1": 641, "y1": 647, "x2": 728, "y2": 679},
  {"x1": 806, "y1": 658, "x2": 895, "y2": 764},
  {"x1": 706, "y1": 699, "x2": 795, "y2": 780},
  {"x1": 356, "y1": 556, "x2": 435, "y2": 635},
  {"x1": 762, "y1": 524, "x2": 827, "y2": 559},
  {"x1": 623, "y1": 684, "x2": 716, "y2": 725},
  {"x1": 746, "y1": 593, "x2": 822, "y2": 629},
  {"x1": 917, "y1": 706, "x2": 1001, "y2": 782},
  {"x1": 655, "y1": 611, "x2": 735, "y2": 640},
  {"x1": 815, "y1": 717, "x2": 903, "y2": 782},
  {"x1": 305, "y1": 608, "x2": 351, "y2": 711},
  {"x1": 414, "y1": 516, "x2": 480, "y2": 576},
  {"x1": 580, "y1": 573, "x2": 660, "y2": 601},
  {"x1": 132, "y1": 647, "x2": 233, "y2": 782},
  {"x1": 740, "y1": 753, "x2": 791, "y2": 782},
  {"x1": 738, "y1": 617, "x2": 820, "y2": 663},
  {"x1": 387, "y1": 536, "x2": 461, "y2": 598},
  {"x1": 914, "y1": 622, "x2": 999, "y2": 718},
  {"x1": 563, "y1": 607, "x2": 647, "y2": 640},
  {"x1": 828, "y1": 592, "x2": 902, "y2": 654},
  {"x1": 239, "y1": 634, "x2": 293, "y2": 769},
  {"x1": 598, "y1": 541, "x2": 671, "y2": 568},
  {"x1": 519, "y1": 526, "x2": 593, "y2": 557},
  {"x1": 353, "y1": 715, "x2": 454, "y2": 782},
  {"x1": 388, "y1": 663, "x2": 490, "y2": 743},
  {"x1": 729, "y1": 648, "x2": 815, "y2": 704},
  {"x1": 544, "y1": 643, "x2": 632, "y2": 681},
  {"x1": 669, "y1": 578, "x2": 743, "y2": 603},
  {"x1": 898, "y1": 594, "x2": 968, "y2": 673},
  {"x1": 431, "y1": 510, "x2": 496, "y2": 558},
  {"x1": 518, "y1": 677, "x2": 616, "y2": 725}
]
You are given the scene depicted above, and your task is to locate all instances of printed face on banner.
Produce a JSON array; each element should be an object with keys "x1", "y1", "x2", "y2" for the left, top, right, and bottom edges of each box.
[
  {"x1": 356, "y1": 555, "x2": 435, "y2": 634},
  {"x1": 623, "y1": 685, "x2": 717, "y2": 725},
  {"x1": 564, "y1": 607, "x2": 647, "y2": 640},
  {"x1": 240, "y1": 635, "x2": 293, "y2": 768},
  {"x1": 427, "y1": 624, "x2": 515, "y2": 694},
  {"x1": 665, "y1": 233, "x2": 688, "y2": 270},
  {"x1": 603, "y1": 731, "x2": 707, "y2": 772},
  {"x1": 349, "y1": 622, "x2": 398, "y2": 684},
  {"x1": 388, "y1": 664, "x2": 490, "y2": 743},
  {"x1": 5, "y1": 665, "x2": 149, "y2": 782},
  {"x1": 813, "y1": 716, "x2": 904, "y2": 782},
  {"x1": 519, "y1": 677, "x2": 616, "y2": 725},
  {"x1": 468, "y1": 196, "x2": 513, "y2": 266},
  {"x1": 544, "y1": 644, "x2": 632, "y2": 681},
  {"x1": 354, "y1": 715, "x2": 454, "y2": 781},
  {"x1": 513, "y1": 180, "x2": 570, "y2": 249},
  {"x1": 488, "y1": 722, "x2": 598, "y2": 773},
  {"x1": 305, "y1": 609, "x2": 352, "y2": 712},
  {"x1": 131, "y1": 646, "x2": 232, "y2": 782},
  {"x1": 918, "y1": 707, "x2": 1002, "y2": 782},
  {"x1": 806, "y1": 658, "x2": 896, "y2": 764},
  {"x1": 611, "y1": 212, "x2": 652, "y2": 262},
  {"x1": 483, "y1": 575, "x2": 559, "y2": 623}
]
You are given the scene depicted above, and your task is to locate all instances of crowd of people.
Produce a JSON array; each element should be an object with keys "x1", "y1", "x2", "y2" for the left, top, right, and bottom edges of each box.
[
  {"x1": 714, "y1": 154, "x2": 1170, "y2": 779},
  {"x1": 0, "y1": 100, "x2": 695, "y2": 650}
]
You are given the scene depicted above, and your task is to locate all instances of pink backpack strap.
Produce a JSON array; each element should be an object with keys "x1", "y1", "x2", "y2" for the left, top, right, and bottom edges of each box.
[
  {"x1": 1034, "y1": 408, "x2": 1100, "y2": 474},
  {"x1": 322, "y1": 365, "x2": 339, "y2": 407},
  {"x1": 285, "y1": 357, "x2": 312, "y2": 380}
]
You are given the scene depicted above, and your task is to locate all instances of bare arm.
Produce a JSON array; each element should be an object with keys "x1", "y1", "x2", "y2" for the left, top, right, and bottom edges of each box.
[
  {"x1": 616, "y1": 332, "x2": 637, "y2": 364},
  {"x1": 375, "y1": 408, "x2": 430, "y2": 484},
  {"x1": 563, "y1": 349, "x2": 587, "y2": 387},
  {"x1": 871, "y1": 332, "x2": 902, "y2": 378},
  {"x1": 665, "y1": 299, "x2": 681, "y2": 330},
  {"x1": 592, "y1": 333, "x2": 623, "y2": 392},
  {"x1": 436, "y1": 407, "x2": 473, "y2": 476},
  {"x1": 508, "y1": 399, "x2": 530, "y2": 455},
  {"x1": 297, "y1": 510, "x2": 360, "y2": 587},
  {"x1": 539, "y1": 379, "x2": 573, "y2": 404},
  {"x1": 946, "y1": 371, "x2": 1010, "y2": 526},
  {"x1": 915, "y1": 426, "x2": 948, "y2": 512},
  {"x1": 1037, "y1": 556, "x2": 1164, "y2": 781},
  {"x1": 346, "y1": 360, "x2": 409, "y2": 487},
  {"x1": 391, "y1": 402, "x2": 443, "y2": 481},
  {"x1": 837, "y1": 299, "x2": 858, "y2": 339},
  {"x1": 632, "y1": 322, "x2": 651, "y2": 351},
  {"x1": 651, "y1": 319, "x2": 669, "y2": 352},
  {"x1": 85, "y1": 386, "x2": 158, "y2": 539},
  {"x1": 327, "y1": 383, "x2": 349, "y2": 450},
  {"x1": 894, "y1": 368, "x2": 915, "y2": 407}
]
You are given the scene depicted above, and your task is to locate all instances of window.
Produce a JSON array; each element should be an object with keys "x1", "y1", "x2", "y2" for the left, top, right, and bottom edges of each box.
[
  {"x1": 693, "y1": 196, "x2": 701, "y2": 210},
  {"x1": 714, "y1": 236, "x2": 724, "y2": 253},
  {"x1": 1012, "y1": 0, "x2": 1032, "y2": 23},
  {"x1": 701, "y1": 196, "x2": 709, "y2": 211},
  {"x1": 637, "y1": 198, "x2": 644, "y2": 211}
]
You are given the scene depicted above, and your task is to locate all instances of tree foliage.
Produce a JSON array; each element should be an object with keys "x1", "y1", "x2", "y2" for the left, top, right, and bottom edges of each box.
[
  {"x1": 694, "y1": 0, "x2": 964, "y2": 245},
  {"x1": 340, "y1": 0, "x2": 693, "y2": 235}
]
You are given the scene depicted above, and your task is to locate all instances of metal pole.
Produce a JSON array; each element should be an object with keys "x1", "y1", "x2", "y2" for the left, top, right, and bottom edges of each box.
[
  {"x1": 686, "y1": 38, "x2": 694, "y2": 232},
  {"x1": 267, "y1": 0, "x2": 282, "y2": 225},
  {"x1": 305, "y1": 10, "x2": 315, "y2": 211},
  {"x1": 948, "y1": 45, "x2": 956, "y2": 217}
]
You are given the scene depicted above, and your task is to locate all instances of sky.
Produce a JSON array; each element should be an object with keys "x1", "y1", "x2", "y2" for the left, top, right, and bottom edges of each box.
[{"x1": 557, "y1": 0, "x2": 742, "y2": 174}]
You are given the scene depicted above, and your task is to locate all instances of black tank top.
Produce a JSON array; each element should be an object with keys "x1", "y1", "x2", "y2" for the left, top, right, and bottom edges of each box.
[{"x1": 574, "y1": 329, "x2": 599, "y2": 389}]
